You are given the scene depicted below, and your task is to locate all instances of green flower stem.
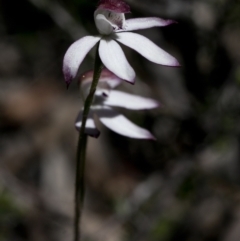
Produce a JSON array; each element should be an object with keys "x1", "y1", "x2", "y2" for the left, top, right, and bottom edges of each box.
[{"x1": 74, "y1": 44, "x2": 103, "y2": 241}]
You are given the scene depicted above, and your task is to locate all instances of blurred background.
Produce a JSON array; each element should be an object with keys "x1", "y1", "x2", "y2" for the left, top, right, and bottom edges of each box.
[{"x1": 0, "y1": 0, "x2": 240, "y2": 240}]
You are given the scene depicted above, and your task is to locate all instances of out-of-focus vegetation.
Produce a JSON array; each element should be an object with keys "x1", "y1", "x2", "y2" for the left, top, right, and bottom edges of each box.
[{"x1": 0, "y1": 0, "x2": 240, "y2": 240}]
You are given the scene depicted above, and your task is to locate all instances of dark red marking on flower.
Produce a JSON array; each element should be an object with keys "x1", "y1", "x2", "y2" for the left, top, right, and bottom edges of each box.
[
  {"x1": 97, "y1": 0, "x2": 130, "y2": 13},
  {"x1": 63, "y1": 66, "x2": 72, "y2": 89},
  {"x1": 165, "y1": 19, "x2": 178, "y2": 25},
  {"x1": 102, "y1": 91, "x2": 108, "y2": 97}
]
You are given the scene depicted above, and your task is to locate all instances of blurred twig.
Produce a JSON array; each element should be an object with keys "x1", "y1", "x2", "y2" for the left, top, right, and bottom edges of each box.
[{"x1": 27, "y1": 0, "x2": 88, "y2": 39}]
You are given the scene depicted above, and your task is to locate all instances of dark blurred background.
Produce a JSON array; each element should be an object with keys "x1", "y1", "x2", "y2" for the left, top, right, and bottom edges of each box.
[{"x1": 0, "y1": 0, "x2": 240, "y2": 240}]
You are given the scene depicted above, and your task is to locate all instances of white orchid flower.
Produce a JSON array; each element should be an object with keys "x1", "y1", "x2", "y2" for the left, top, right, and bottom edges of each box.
[
  {"x1": 75, "y1": 68, "x2": 159, "y2": 139},
  {"x1": 63, "y1": 0, "x2": 180, "y2": 87}
]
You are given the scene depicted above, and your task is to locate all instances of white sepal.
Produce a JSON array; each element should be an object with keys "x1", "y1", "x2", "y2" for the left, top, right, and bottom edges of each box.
[
  {"x1": 99, "y1": 38, "x2": 135, "y2": 83},
  {"x1": 117, "y1": 17, "x2": 176, "y2": 32},
  {"x1": 63, "y1": 36, "x2": 100, "y2": 84},
  {"x1": 103, "y1": 90, "x2": 159, "y2": 110},
  {"x1": 115, "y1": 32, "x2": 180, "y2": 66},
  {"x1": 96, "y1": 107, "x2": 156, "y2": 139}
]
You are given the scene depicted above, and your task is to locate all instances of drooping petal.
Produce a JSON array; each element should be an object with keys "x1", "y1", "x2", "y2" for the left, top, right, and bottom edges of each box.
[
  {"x1": 97, "y1": 0, "x2": 130, "y2": 13},
  {"x1": 116, "y1": 17, "x2": 176, "y2": 32},
  {"x1": 99, "y1": 68, "x2": 123, "y2": 88},
  {"x1": 104, "y1": 90, "x2": 160, "y2": 110},
  {"x1": 96, "y1": 107, "x2": 156, "y2": 139},
  {"x1": 75, "y1": 109, "x2": 100, "y2": 138},
  {"x1": 80, "y1": 68, "x2": 123, "y2": 89},
  {"x1": 79, "y1": 68, "x2": 123, "y2": 101},
  {"x1": 115, "y1": 32, "x2": 180, "y2": 66},
  {"x1": 99, "y1": 38, "x2": 135, "y2": 83},
  {"x1": 63, "y1": 36, "x2": 100, "y2": 87}
]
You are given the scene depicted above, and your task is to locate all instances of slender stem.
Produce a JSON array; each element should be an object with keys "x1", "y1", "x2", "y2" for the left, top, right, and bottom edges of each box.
[
  {"x1": 74, "y1": 44, "x2": 103, "y2": 241},
  {"x1": 79, "y1": 135, "x2": 87, "y2": 204},
  {"x1": 74, "y1": 134, "x2": 87, "y2": 241}
]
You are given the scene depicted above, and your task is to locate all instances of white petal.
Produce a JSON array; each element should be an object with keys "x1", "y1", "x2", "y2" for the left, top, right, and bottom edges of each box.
[
  {"x1": 117, "y1": 17, "x2": 176, "y2": 32},
  {"x1": 96, "y1": 107, "x2": 155, "y2": 139},
  {"x1": 63, "y1": 36, "x2": 100, "y2": 86},
  {"x1": 81, "y1": 81, "x2": 110, "y2": 101},
  {"x1": 104, "y1": 90, "x2": 159, "y2": 110},
  {"x1": 75, "y1": 109, "x2": 100, "y2": 138},
  {"x1": 99, "y1": 38, "x2": 135, "y2": 84},
  {"x1": 115, "y1": 32, "x2": 180, "y2": 66},
  {"x1": 80, "y1": 68, "x2": 123, "y2": 89},
  {"x1": 98, "y1": 68, "x2": 123, "y2": 88}
]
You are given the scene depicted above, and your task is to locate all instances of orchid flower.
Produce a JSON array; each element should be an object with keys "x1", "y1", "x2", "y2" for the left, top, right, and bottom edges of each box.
[
  {"x1": 63, "y1": 0, "x2": 180, "y2": 87},
  {"x1": 75, "y1": 68, "x2": 159, "y2": 139}
]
